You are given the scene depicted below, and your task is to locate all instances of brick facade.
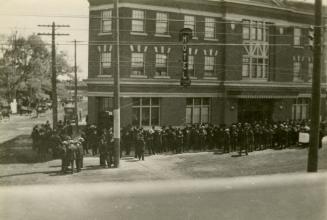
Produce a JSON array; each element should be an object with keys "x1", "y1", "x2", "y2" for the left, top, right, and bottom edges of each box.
[{"x1": 86, "y1": 0, "x2": 327, "y2": 127}]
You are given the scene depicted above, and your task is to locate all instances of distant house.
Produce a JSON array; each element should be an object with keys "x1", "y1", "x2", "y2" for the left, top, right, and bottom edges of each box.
[{"x1": 85, "y1": 0, "x2": 327, "y2": 127}]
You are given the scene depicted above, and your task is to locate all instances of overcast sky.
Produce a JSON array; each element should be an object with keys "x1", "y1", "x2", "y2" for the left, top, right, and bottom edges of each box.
[
  {"x1": 0, "y1": 0, "x2": 326, "y2": 80},
  {"x1": 0, "y1": 0, "x2": 89, "y2": 79}
]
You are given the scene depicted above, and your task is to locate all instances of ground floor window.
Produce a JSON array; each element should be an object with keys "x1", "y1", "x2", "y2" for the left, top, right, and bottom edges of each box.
[
  {"x1": 132, "y1": 98, "x2": 160, "y2": 126},
  {"x1": 292, "y1": 99, "x2": 309, "y2": 120},
  {"x1": 98, "y1": 97, "x2": 112, "y2": 112},
  {"x1": 97, "y1": 97, "x2": 113, "y2": 129},
  {"x1": 185, "y1": 98, "x2": 210, "y2": 124}
]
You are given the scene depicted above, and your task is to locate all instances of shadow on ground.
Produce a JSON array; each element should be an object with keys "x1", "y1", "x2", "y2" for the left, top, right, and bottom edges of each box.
[{"x1": 0, "y1": 135, "x2": 45, "y2": 164}]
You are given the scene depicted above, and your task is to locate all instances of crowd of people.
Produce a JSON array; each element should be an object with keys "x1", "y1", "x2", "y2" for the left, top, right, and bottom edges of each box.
[
  {"x1": 31, "y1": 119, "x2": 324, "y2": 174},
  {"x1": 31, "y1": 120, "x2": 83, "y2": 173}
]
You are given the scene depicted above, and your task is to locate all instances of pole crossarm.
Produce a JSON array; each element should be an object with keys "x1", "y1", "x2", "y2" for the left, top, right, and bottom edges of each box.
[{"x1": 37, "y1": 22, "x2": 70, "y2": 130}]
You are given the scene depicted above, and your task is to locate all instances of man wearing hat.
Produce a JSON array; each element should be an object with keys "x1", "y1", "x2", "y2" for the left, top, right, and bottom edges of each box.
[{"x1": 75, "y1": 137, "x2": 84, "y2": 172}]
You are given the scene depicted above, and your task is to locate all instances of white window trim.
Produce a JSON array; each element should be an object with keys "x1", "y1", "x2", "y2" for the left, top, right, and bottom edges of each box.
[
  {"x1": 131, "y1": 9, "x2": 145, "y2": 33},
  {"x1": 101, "y1": 10, "x2": 112, "y2": 33},
  {"x1": 155, "y1": 12, "x2": 169, "y2": 35},
  {"x1": 132, "y1": 98, "x2": 160, "y2": 126},
  {"x1": 186, "y1": 98, "x2": 211, "y2": 124}
]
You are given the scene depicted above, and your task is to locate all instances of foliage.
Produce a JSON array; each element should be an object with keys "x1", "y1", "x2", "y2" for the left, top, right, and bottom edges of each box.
[{"x1": 0, "y1": 33, "x2": 73, "y2": 109}]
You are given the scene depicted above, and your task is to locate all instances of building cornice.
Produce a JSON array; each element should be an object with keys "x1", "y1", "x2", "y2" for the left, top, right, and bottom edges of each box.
[
  {"x1": 90, "y1": 3, "x2": 223, "y2": 18},
  {"x1": 89, "y1": 1, "x2": 314, "y2": 19}
]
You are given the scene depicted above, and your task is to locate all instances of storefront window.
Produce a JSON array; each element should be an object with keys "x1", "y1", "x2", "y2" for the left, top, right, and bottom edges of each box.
[
  {"x1": 132, "y1": 98, "x2": 160, "y2": 126},
  {"x1": 185, "y1": 98, "x2": 210, "y2": 124}
]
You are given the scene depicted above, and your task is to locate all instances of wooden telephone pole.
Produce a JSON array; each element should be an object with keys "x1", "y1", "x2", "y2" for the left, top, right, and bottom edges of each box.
[
  {"x1": 113, "y1": 0, "x2": 121, "y2": 167},
  {"x1": 74, "y1": 40, "x2": 79, "y2": 132},
  {"x1": 38, "y1": 22, "x2": 69, "y2": 130},
  {"x1": 307, "y1": 0, "x2": 323, "y2": 172}
]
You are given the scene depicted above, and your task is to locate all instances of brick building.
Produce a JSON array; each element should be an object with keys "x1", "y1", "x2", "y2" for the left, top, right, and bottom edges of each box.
[{"x1": 86, "y1": 0, "x2": 327, "y2": 128}]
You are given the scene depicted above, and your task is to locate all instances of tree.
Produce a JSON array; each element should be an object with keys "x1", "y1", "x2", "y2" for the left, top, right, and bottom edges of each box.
[{"x1": 0, "y1": 33, "x2": 73, "y2": 111}]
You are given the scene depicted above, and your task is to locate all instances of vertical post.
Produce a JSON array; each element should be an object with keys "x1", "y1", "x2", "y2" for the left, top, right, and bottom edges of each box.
[
  {"x1": 113, "y1": 0, "x2": 120, "y2": 167},
  {"x1": 52, "y1": 22, "x2": 58, "y2": 130},
  {"x1": 307, "y1": 0, "x2": 322, "y2": 172},
  {"x1": 220, "y1": 5, "x2": 227, "y2": 124},
  {"x1": 74, "y1": 40, "x2": 79, "y2": 132}
]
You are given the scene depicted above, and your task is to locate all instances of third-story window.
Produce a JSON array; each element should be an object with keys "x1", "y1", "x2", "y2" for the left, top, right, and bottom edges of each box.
[
  {"x1": 155, "y1": 54, "x2": 168, "y2": 77},
  {"x1": 188, "y1": 55, "x2": 195, "y2": 77},
  {"x1": 257, "y1": 22, "x2": 263, "y2": 41},
  {"x1": 242, "y1": 20, "x2": 250, "y2": 39},
  {"x1": 156, "y1": 12, "x2": 168, "y2": 34},
  {"x1": 294, "y1": 28, "x2": 302, "y2": 46},
  {"x1": 186, "y1": 98, "x2": 210, "y2": 124},
  {"x1": 293, "y1": 61, "x2": 302, "y2": 81},
  {"x1": 184, "y1": 15, "x2": 195, "y2": 36},
  {"x1": 204, "y1": 17, "x2": 215, "y2": 39},
  {"x1": 101, "y1": 10, "x2": 112, "y2": 33},
  {"x1": 204, "y1": 56, "x2": 215, "y2": 77},
  {"x1": 132, "y1": 10, "x2": 145, "y2": 32},
  {"x1": 131, "y1": 52, "x2": 145, "y2": 76},
  {"x1": 250, "y1": 21, "x2": 257, "y2": 40},
  {"x1": 100, "y1": 52, "x2": 111, "y2": 75},
  {"x1": 132, "y1": 98, "x2": 160, "y2": 126}
]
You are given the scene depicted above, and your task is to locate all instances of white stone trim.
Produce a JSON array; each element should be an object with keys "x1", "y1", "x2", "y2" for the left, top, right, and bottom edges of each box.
[
  {"x1": 88, "y1": 91, "x2": 222, "y2": 98},
  {"x1": 90, "y1": 4, "x2": 113, "y2": 11},
  {"x1": 154, "y1": 34, "x2": 172, "y2": 38},
  {"x1": 91, "y1": 3, "x2": 223, "y2": 18},
  {"x1": 130, "y1": 32, "x2": 148, "y2": 36},
  {"x1": 204, "y1": 38, "x2": 219, "y2": 42},
  {"x1": 225, "y1": 13, "x2": 310, "y2": 27},
  {"x1": 130, "y1": 75, "x2": 148, "y2": 79},
  {"x1": 97, "y1": 32, "x2": 112, "y2": 36}
]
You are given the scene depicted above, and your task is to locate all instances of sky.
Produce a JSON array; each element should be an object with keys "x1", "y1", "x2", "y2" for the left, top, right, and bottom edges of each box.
[
  {"x1": 0, "y1": 0, "x2": 326, "y2": 80},
  {"x1": 0, "y1": 0, "x2": 90, "y2": 79}
]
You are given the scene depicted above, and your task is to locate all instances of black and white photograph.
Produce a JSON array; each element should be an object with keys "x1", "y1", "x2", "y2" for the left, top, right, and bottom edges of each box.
[{"x1": 0, "y1": 0, "x2": 326, "y2": 219}]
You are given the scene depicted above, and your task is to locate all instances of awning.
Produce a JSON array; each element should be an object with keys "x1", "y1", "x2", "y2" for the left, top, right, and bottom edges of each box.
[{"x1": 230, "y1": 93, "x2": 326, "y2": 99}]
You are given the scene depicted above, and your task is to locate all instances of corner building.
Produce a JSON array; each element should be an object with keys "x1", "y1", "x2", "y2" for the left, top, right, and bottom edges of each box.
[{"x1": 86, "y1": 0, "x2": 327, "y2": 128}]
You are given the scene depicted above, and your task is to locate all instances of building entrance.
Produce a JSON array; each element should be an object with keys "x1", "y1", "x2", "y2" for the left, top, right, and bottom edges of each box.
[{"x1": 238, "y1": 99, "x2": 274, "y2": 123}]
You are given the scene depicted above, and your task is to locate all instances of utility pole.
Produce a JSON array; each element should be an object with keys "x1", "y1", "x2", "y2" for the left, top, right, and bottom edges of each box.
[
  {"x1": 307, "y1": 0, "x2": 322, "y2": 172},
  {"x1": 9, "y1": 32, "x2": 17, "y2": 102},
  {"x1": 113, "y1": 0, "x2": 121, "y2": 168},
  {"x1": 38, "y1": 22, "x2": 69, "y2": 130},
  {"x1": 74, "y1": 40, "x2": 79, "y2": 133}
]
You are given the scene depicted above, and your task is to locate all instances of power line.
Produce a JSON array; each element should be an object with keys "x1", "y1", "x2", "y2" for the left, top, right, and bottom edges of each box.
[
  {"x1": 37, "y1": 22, "x2": 70, "y2": 129},
  {"x1": 0, "y1": 13, "x2": 325, "y2": 28}
]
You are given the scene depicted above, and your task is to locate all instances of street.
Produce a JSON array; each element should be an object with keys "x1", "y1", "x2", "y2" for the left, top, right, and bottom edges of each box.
[
  {"x1": 0, "y1": 173, "x2": 326, "y2": 220},
  {"x1": 0, "y1": 112, "x2": 327, "y2": 220}
]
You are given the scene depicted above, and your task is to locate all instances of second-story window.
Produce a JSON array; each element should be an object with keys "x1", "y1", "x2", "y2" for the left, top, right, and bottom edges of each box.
[
  {"x1": 294, "y1": 28, "x2": 302, "y2": 46},
  {"x1": 293, "y1": 61, "x2": 302, "y2": 81},
  {"x1": 132, "y1": 10, "x2": 145, "y2": 32},
  {"x1": 131, "y1": 52, "x2": 145, "y2": 76},
  {"x1": 184, "y1": 15, "x2": 195, "y2": 36},
  {"x1": 100, "y1": 52, "x2": 111, "y2": 75},
  {"x1": 101, "y1": 10, "x2": 112, "y2": 33},
  {"x1": 204, "y1": 17, "x2": 215, "y2": 39},
  {"x1": 155, "y1": 54, "x2": 168, "y2": 77},
  {"x1": 204, "y1": 56, "x2": 215, "y2": 77},
  {"x1": 242, "y1": 56, "x2": 250, "y2": 77},
  {"x1": 308, "y1": 61, "x2": 313, "y2": 82},
  {"x1": 188, "y1": 55, "x2": 195, "y2": 77},
  {"x1": 156, "y1": 12, "x2": 168, "y2": 34}
]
